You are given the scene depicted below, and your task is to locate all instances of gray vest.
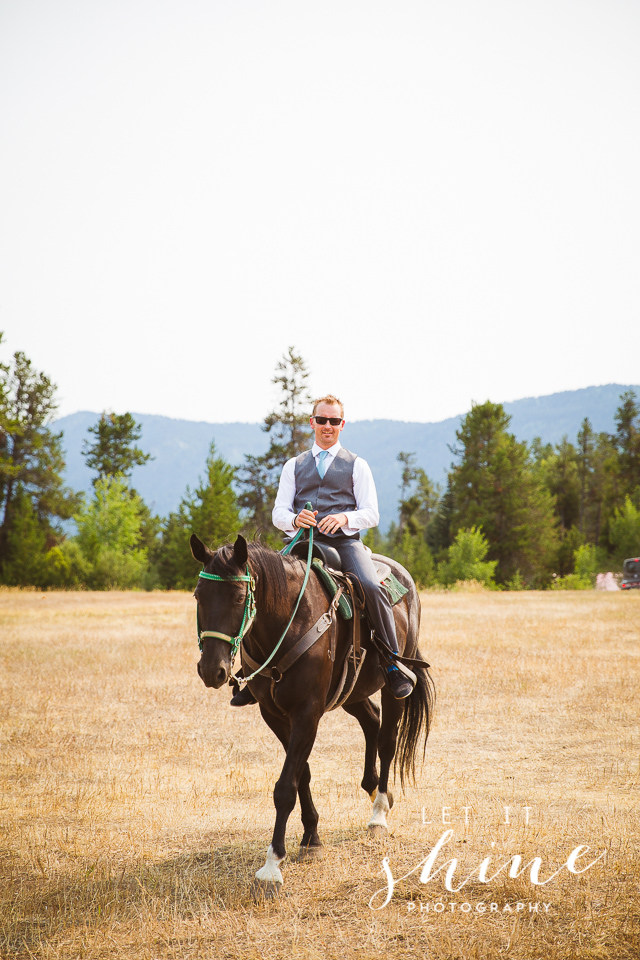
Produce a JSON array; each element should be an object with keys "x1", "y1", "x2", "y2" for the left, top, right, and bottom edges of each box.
[{"x1": 293, "y1": 447, "x2": 360, "y2": 542}]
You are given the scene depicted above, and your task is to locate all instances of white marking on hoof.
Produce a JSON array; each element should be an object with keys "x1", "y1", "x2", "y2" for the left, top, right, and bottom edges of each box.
[
  {"x1": 255, "y1": 844, "x2": 284, "y2": 885},
  {"x1": 367, "y1": 790, "x2": 390, "y2": 831}
]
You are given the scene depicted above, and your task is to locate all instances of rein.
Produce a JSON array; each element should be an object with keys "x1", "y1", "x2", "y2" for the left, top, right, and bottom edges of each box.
[{"x1": 196, "y1": 504, "x2": 315, "y2": 684}]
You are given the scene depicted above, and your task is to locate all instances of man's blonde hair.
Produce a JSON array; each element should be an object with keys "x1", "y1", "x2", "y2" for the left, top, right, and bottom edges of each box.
[{"x1": 312, "y1": 394, "x2": 344, "y2": 418}]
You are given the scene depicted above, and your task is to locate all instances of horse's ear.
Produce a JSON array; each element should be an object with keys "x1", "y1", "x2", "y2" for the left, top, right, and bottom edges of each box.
[
  {"x1": 190, "y1": 534, "x2": 211, "y2": 565},
  {"x1": 233, "y1": 534, "x2": 248, "y2": 567}
]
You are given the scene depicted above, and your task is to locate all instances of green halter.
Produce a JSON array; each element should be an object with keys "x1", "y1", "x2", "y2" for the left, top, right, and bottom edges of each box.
[
  {"x1": 195, "y1": 504, "x2": 315, "y2": 683},
  {"x1": 196, "y1": 565, "x2": 256, "y2": 658}
]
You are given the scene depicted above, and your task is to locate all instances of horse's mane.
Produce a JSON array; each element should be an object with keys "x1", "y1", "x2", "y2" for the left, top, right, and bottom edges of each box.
[{"x1": 211, "y1": 541, "x2": 293, "y2": 618}]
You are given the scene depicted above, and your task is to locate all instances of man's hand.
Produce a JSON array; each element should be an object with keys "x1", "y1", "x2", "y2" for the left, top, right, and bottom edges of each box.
[
  {"x1": 295, "y1": 508, "x2": 318, "y2": 529},
  {"x1": 318, "y1": 513, "x2": 348, "y2": 534}
]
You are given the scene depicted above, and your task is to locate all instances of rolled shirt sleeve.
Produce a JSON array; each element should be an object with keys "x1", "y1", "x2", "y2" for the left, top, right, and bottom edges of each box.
[{"x1": 272, "y1": 457, "x2": 299, "y2": 534}]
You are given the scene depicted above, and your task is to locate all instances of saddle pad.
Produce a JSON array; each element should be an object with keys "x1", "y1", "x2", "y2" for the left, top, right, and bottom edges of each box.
[
  {"x1": 311, "y1": 559, "x2": 409, "y2": 621},
  {"x1": 311, "y1": 560, "x2": 353, "y2": 619}
]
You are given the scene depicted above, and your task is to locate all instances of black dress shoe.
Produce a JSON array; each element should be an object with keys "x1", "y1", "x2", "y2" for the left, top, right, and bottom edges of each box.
[
  {"x1": 230, "y1": 685, "x2": 257, "y2": 707},
  {"x1": 385, "y1": 664, "x2": 414, "y2": 700}
]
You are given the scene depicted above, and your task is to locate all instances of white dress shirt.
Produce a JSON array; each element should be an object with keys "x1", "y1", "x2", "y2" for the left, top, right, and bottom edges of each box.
[{"x1": 272, "y1": 441, "x2": 380, "y2": 536}]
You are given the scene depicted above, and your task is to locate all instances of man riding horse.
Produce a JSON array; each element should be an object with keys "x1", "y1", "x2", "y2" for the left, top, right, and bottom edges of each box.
[{"x1": 231, "y1": 393, "x2": 416, "y2": 706}]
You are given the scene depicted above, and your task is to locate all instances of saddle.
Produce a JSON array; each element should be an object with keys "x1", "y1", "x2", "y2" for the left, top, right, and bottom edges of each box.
[
  {"x1": 288, "y1": 541, "x2": 407, "y2": 618},
  {"x1": 289, "y1": 539, "x2": 392, "y2": 583},
  {"x1": 239, "y1": 540, "x2": 421, "y2": 711}
]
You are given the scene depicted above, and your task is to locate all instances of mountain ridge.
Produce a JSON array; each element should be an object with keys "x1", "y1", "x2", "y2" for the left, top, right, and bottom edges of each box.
[{"x1": 53, "y1": 383, "x2": 638, "y2": 531}]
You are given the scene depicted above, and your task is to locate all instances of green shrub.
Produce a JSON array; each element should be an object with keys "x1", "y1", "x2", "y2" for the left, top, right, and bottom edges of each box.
[
  {"x1": 609, "y1": 497, "x2": 640, "y2": 563},
  {"x1": 437, "y1": 527, "x2": 497, "y2": 587},
  {"x1": 504, "y1": 569, "x2": 526, "y2": 591},
  {"x1": 573, "y1": 543, "x2": 598, "y2": 585},
  {"x1": 550, "y1": 573, "x2": 592, "y2": 590}
]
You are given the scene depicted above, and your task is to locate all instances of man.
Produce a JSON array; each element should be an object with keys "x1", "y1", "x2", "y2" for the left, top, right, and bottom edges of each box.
[{"x1": 231, "y1": 393, "x2": 414, "y2": 705}]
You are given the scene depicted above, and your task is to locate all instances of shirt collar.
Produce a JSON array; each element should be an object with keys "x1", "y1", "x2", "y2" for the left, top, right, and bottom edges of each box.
[{"x1": 312, "y1": 440, "x2": 341, "y2": 458}]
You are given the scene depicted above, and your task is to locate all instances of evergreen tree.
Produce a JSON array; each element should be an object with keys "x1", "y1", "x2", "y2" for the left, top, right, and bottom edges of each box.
[
  {"x1": 386, "y1": 451, "x2": 439, "y2": 586},
  {"x1": 533, "y1": 435, "x2": 582, "y2": 576},
  {"x1": 0, "y1": 335, "x2": 80, "y2": 583},
  {"x1": 587, "y1": 432, "x2": 613, "y2": 546},
  {"x1": 237, "y1": 454, "x2": 281, "y2": 547},
  {"x1": 74, "y1": 476, "x2": 148, "y2": 589},
  {"x1": 83, "y1": 412, "x2": 153, "y2": 483},
  {"x1": 393, "y1": 526, "x2": 435, "y2": 587},
  {"x1": 448, "y1": 401, "x2": 558, "y2": 585},
  {"x1": 158, "y1": 442, "x2": 241, "y2": 589},
  {"x1": 609, "y1": 497, "x2": 640, "y2": 563},
  {"x1": 542, "y1": 437, "x2": 580, "y2": 535},
  {"x1": 428, "y1": 480, "x2": 454, "y2": 557},
  {"x1": 263, "y1": 346, "x2": 313, "y2": 461},
  {"x1": 237, "y1": 346, "x2": 312, "y2": 541},
  {"x1": 577, "y1": 418, "x2": 594, "y2": 537},
  {"x1": 612, "y1": 390, "x2": 640, "y2": 503}
]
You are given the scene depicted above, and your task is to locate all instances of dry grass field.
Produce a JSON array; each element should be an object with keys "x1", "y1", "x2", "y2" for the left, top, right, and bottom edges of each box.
[{"x1": 1, "y1": 587, "x2": 639, "y2": 960}]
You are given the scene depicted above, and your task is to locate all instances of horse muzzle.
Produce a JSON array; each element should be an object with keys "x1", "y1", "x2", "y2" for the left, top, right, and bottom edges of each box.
[{"x1": 196, "y1": 656, "x2": 230, "y2": 689}]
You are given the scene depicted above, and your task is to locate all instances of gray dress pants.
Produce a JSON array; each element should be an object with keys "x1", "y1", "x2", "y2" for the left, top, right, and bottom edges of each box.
[{"x1": 329, "y1": 538, "x2": 399, "y2": 654}]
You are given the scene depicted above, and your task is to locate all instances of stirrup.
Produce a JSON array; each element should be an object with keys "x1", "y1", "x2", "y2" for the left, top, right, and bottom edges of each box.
[{"x1": 386, "y1": 664, "x2": 415, "y2": 700}]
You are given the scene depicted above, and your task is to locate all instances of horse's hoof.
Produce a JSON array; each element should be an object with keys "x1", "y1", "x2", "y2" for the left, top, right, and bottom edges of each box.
[
  {"x1": 251, "y1": 879, "x2": 282, "y2": 900},
  {"x1": 367, "y1": 824, "x2": 389, "y2": 838},
  {"x1": 298, "y1": 844, "x2": 323, "y2": 862}
]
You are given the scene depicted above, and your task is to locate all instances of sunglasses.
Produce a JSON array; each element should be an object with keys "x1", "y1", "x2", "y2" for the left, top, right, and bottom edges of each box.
[{"x1": 313, "y1": 416, "x2": 343, "y2": 426}]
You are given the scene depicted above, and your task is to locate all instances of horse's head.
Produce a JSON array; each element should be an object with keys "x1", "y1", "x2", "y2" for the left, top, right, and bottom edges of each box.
[{"x1": 191, "y1": 533, "x2": 253, "y2": 689}]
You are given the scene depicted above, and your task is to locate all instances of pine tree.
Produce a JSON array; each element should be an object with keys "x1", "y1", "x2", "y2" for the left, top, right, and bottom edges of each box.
[
  {"x1": 386, "y1": 451, "x2": 439, "y2": 586},
  {"x1": 612, "y1": 390, "x2": 640, "y2": 503},
  {"x1": 576, "y1": 418, "x2": 594, "y2": 537},
  {"x1": 158, "y1": 442, "x2": 241, "y2": 589},
  {"x1": 0, "y1": 335, "x2": 80, "y2": 583},
  {"x1": 82, "y1": 412, "x2": 153, "y2": 483},
  {"x1": 448, "y1": 401, "x2": 558, "y2": 585},
  {"x1": 263, "y1": 346, "x2": 313, "y2": 461},
  {"x1": 237, "y1": 347, "x2": 312, "y2": 541}
]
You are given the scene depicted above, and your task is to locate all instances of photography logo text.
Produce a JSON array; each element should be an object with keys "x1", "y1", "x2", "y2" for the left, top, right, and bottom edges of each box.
[{"x1": 369, "y1": 805, "x2": 606, "y2": 914}]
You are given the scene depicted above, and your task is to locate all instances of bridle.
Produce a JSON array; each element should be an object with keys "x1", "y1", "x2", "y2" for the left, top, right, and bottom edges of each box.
[
  {"x1": 195, "y1": 509, "x2": 315, "y2": 686},
  {"x1": 196, "y1": 566, "x2": 256, "y2": 659}
]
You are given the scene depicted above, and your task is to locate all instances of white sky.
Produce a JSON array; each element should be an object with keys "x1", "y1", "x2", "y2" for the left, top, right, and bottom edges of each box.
[{"x1": 1, "y1": 0, "x2": 638, "y2": 424}]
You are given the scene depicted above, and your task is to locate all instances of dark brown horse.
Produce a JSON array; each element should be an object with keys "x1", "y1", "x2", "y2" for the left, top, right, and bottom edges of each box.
[{"x1": 191, "y1": 533, "x2": 434, "y2": 894}]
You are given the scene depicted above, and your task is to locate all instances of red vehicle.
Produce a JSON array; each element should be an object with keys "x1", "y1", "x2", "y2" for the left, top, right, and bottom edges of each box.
[{"x1": 621, "y1": 557, "x2": 640, "y2": 590}]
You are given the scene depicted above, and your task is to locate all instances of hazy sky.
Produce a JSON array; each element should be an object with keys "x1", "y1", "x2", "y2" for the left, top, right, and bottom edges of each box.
[{"x1": 1, "y1": 0, "x2": 638, "y2": 424}]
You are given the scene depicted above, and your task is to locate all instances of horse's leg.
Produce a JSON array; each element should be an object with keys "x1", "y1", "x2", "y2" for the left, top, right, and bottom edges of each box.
[
  {"x1": 342, "y1": 698, "x2": 380, "y2": 799},
  {"x1": 297, "y1": 760, "x2": 322, "y2": 860},
  {"x1": 368, "y1": 687, "x2": 402, "y2": 837},
  {"x1": 255, "y1": 706, "x2": 321, "y2": 893},
  {"x1": 258, "y1": 706, "x2": 322, "y2": 861}
]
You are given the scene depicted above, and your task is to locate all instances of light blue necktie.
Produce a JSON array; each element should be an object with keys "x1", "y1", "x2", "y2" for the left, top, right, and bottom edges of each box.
[{"x1": 317, "y1": 450, "x2": 329, "y2": 478}]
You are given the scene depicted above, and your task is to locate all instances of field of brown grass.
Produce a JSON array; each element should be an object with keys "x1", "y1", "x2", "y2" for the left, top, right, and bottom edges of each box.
[{"x1": 1, "y1": 587, "x2": 639, "y2": 959}]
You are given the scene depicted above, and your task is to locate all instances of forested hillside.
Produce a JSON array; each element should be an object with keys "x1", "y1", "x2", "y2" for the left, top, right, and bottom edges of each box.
[
  {"x1": 54, "y1": 383, "x2": 636, "y2": 530},
  {"x1": 2, "y1": 336, "x2": 639, "y2": 591}
]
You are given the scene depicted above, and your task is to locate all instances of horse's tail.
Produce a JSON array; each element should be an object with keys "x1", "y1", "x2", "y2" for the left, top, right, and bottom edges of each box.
[{"x1": 394, "y1": 654, "x2": 436, "y2": 789}]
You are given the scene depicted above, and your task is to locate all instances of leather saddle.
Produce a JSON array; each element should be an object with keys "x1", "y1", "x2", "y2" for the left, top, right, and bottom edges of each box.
[{"x1": 288, "y1": 539, "x2": 392, "y2": 584}]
